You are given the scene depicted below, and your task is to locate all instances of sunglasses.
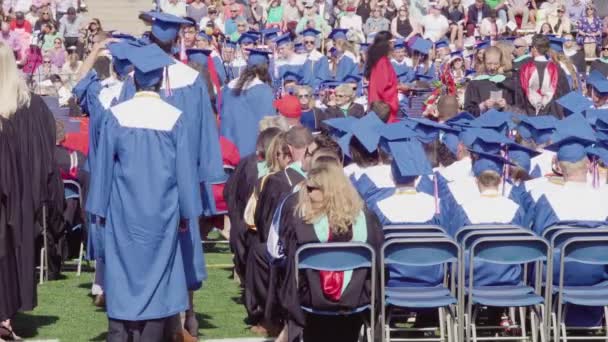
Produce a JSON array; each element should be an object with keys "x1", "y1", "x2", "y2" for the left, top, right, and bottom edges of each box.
[
  {"x1": 304, "y1": 40, "x2": 315, "y2": 45},
  {"x1": 231, "y1": 10, "x2": 239, "y2": 13},
  {"x1": 43, "y1": 60, "x2": 51, "y2": 63},
  {"x1": 237, "y1": 24, "x2": 246, "y2": 27},
  {"x1": 298, "y1": 94, "x2": 311, "y2": 98},
  {"x1": 335, "y1": 94, "x2": 347, "y2": 98},
  {"x1": 306, "y1": 185, "x2": 320, "y2": 193},
  {"x1": 54, "y1": 41, "x2": 62, "y2": 44},
  {"x1": 603, "y1": 47, "x2": 608, "y2": 51}
]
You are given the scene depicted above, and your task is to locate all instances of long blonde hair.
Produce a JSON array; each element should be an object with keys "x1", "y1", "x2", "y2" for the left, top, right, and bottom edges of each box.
[
  {"x1": 266, "y1": 132, "x2": 290, "y2": 173},
  {"x1": 297, "y1": 163, "x2": 363, "y2": 235},
  {"x1": 0, "y1": 42, "x2": 31, "y2": 121}
]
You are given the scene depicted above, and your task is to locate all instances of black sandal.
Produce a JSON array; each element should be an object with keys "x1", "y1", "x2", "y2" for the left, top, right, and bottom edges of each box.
[{"x1": 0, "y1": 325, "x2": 22, "y2": 341}]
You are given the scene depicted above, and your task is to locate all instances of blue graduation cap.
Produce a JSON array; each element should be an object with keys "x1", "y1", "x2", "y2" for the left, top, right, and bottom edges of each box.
[
  {"x1": 545, "y1": 113, "x2": 597, "y2": 162},
  {"x1": 302, "y1": 28, "x2": 321, "y2": 38},
  {"x1": 411, "y1": 38, "x2": 433, "y2": 55},
  {"x1": 145, "y1": 11, "x2": 191, "y2": 43},
  {"x1": 516, "y1": 115, "x2": 557, "y2": 145},
  {"x1": 261, "y1": 27, "x2": 280, "y2": 41},
  {"x1": 435, "y1": 39, "x2": 449, "y2": 49},
  {"x1": 111, "y1": 32, "x2": 137, "y2": 42},
  {"x1": 588, "y1": 77, "x2": 608, "y2": 95},
  {"x1": 445, "y1": 112, "x2": 475, "y2": 130},
  {"x1": 294, "y1": 42, "x2": 305, "y2": 53},
  {"x1": 587, "y1": 144, "x2": 608, "y2": 165},
  {"x1": 323, "y1": 116, "x2": 358, "y2": 136},
  {"x1": 224, "y1": 39, "x2": 237, "y2": 49},
  {"x1": 107, "y1": 42, "x2": 133, "y2": 77},
  {"x1": 389, "y1": 139, "x2": 433, "y2": 184},
  {"x1": 549, "y1": 37, "x2": 565, "y2": 53},
  {"x1": 186, "y1": 48, "x2": 212, "y2": 67},
  {"x1": 461, "y1": 127, "x2": 511, "y2": 154},
  {"x1": 246, "y1": 30, "x2": 262, "y2": 37},
  {"x1": 475, "y1": 39, "x2": 491, "y2": 50},
  {"x1": 393, "y1": 38, "x2": 406, "y2": 49},
  {"x1": 470, "y1": 149, "x2": 512, "y2": 177},
  {"x1": 198, "y1": 31, "x2": 212, "y2": 42},
  {"x1": 246, "y1": 48, "x2": 271, "y2": 67},
  {"x1": 470, "y1": 109, "x2": 515, "y2": 133},
  {"x1": 379, "y1": 121, "x2": 421, "y2": 143},
  {"x1": 275, "y1": 33, "x2": 292, "y2": 47},
  {"x1": 505, "y1": 142, "x2": 541, "y2": 172},
  {"x1": 318, "y1": 79, "x2": 340, "y2": 91},
  {"x1": 238, "y1": 33, "x2": 258, "y2": 45},
  {"x1": 349, "y1": 113, "x2": 385, "y2": 153},
  {"x1": 343, "y1": 74, "x2": 362, "y2": 83},
  {"x1": 414, "y1": 73, "x2": 434, "y2": 81},
  {"x1": 587, "y1": 70, "x2": 606, "y2": 84},
  {"x1": 441, "y1": 132, "x2": 460, "y2": 157},
  {"x1": 404, "y1": 117, "x2": 459, "y2": 144},
  {"x1": 126, "y1": 43, "x2": 175, "y2": 88},
  {"x1": 556, "y1": 91, "x2": 593, "y2": 116},
  {"x1": 591, "y1": 109, "x2": 608, "y2": 131},
  {"x1": 282, "y1": 70, "x2": 302, "y2": 83},
  {"x1": 449, "y1": 50, "x2": 464, "y2": 60},
  {"x1": 328, "y1": 28, "x2": 348, "y2": 41}
]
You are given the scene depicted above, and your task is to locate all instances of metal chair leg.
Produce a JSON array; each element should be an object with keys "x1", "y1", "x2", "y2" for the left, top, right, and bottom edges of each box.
[
  {"x1": 519, "y1": 307, "x2": 527, "y2": 340},
  {"x1": 530, "y1": 308, "x2": 538, "y2": 342},
  {"x1": 77, "y1": 242, "x2": 84, "y2": 276},
  {"x1": 42, "y1": 205, "x2": 48, "y2": 282},
  {"x1": 39, "y1": 247, "x2": 45, "y2": 285},
  {"x1": 439, "y1": 307, "x2": 446, "y2": 342}
]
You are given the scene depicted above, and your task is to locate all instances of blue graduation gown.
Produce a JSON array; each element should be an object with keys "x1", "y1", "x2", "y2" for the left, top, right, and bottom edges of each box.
[
  {"x1": 302, "y1": 51, "x2": 331, "y2": 89},
  {"x1": 228, "y1": 57, "x2": 247, "y2": 81},
  {"x1": 220, "y1": 78, "x2": 275, "y2": 156},
  {"x1": 373, "y1": 189, "x2": 445, "y2": 288},
  {"x1": 452, "y1": 192, "x2": 526, "y2": 286},
  {"x1": 391, "y1": 59, "x2": 411, "y2": 82},
  {"x1": 73, "y1": 71, "x2": 124, "y2": 262},
  {"x1": 86, "y1": 93, "x2": 202, "y2": 320},
  {"x1": 532, "y1": 183, "x2": 608, "y2": 326},
  {"x1": 334, "y1": 51, "x2": 358, "y2": 82},
  {"x1": 118, "y1": 61, "x2": 225, "y2": 288},
  {"x1": 275, "y1": 54, "x2": 307, "y2": 89}
]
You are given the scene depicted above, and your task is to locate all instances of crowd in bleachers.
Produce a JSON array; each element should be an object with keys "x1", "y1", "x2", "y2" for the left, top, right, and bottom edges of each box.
[{"x1": 4, "y1": 0, "x2": 608, "y2": 342}]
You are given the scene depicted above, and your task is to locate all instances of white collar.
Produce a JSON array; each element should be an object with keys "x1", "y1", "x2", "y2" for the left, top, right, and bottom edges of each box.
[{"x1": 534, "y1": 56, "x2": 549, "y2": 62}]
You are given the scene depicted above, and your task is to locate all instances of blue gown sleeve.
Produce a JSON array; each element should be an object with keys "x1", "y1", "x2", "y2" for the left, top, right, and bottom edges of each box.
[
  {"x1": 450, "y1": 204, "x2": 470, "y2": 237},
  {"x1": 315, "y1": 57, "x2": 331, "y2": 88},
  {"x1": 335, "y1": 55, "x2": 357, "y2": 81},
  {"x1": 531, "y1": 195, "x2": 558, "y2": 235},
  {"x1": 175, "y1": 117, "x2": 203, "y2": 219},
  {"x1": 72, "y1": 70, "x2": 102, "y2": 115},
  {"x1": 195, "y1": 76, "x2": 226, "y2": 184},
  {"x1": 512, "y1": 206, "x2": 527, "y2": 228},
  {"x1": 85, "y1": 116, "x2": 118, "y2": 219}
]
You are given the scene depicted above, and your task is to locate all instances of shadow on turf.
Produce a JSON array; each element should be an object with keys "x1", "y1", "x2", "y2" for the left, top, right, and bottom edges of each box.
[
  {"x1": 195, "y1": 312, "x2": 217, "y2": 330},
  {"x1": 90, "y1": 331, "x2": 108, "y2": 341},
  {"x1": 12, "y1": 313, "x2": 58, "y2": 338}
]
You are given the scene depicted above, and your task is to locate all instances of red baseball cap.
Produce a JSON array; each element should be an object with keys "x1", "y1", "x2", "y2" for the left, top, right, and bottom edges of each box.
[{"x1": 273, "y1": 95, "x2": 302, "y2": 118}]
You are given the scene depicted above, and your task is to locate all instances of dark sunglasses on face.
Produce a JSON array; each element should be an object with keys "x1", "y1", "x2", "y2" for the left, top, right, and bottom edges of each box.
[
  {"x1": 298, "y1": 94, "x2": 311, "y2": 98},
  {"x1": 304, "y1": 40, "x2": 315, "y2": 45},
  {"x1": 306, "y1": 185, "x2": 320, "y2": 193}
]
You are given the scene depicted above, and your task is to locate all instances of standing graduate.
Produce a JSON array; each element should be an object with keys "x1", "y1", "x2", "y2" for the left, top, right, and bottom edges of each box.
[
  {"x1": 196, "y1": 32, "x2": 227, "y2": 86},
  {"x1": 278, "y1": 161, "x2": 384, "y2": 342},
  {"x1": 516, "y1": 34, "x2": 571, "y2": 118},
  {"x1": 220, "y1": 48, "x2": 276, "y2": 156},
  {"x1": 390, "y1": 38, "x2": 411, "y2": 78},
  {"x1": 301, "y1": 29, "x2": 331, "y2": 89},
  {"x1": 464, "y1": 46, "x2": 513, "y2": 117},
  {"x1": 366, "y1": 31, "x2": 399, "y2": 122},
  {"x1": 330, "y1": 29, "x2": 359, "y2": 82},
  {"x1": 86, "y1": 44, "x2": 203, "y2": 342},
  {"x1": 0, "y1": 41, "x2": 63, "y2": 340}
]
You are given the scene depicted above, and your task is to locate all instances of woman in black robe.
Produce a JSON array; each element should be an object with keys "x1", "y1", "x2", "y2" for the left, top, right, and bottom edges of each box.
[
  {"x1": 225, "y1": 127, "x2": 283, "y2": 281},
  {"x1": 277, "y1": 161, "x2": 383, "y2": 342},
  {"x1": 0, "y1": 41, "x2": 63, "y2": 339}
]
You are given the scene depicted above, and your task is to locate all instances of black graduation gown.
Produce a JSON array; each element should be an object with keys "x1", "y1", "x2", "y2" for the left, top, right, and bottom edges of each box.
[
  {"x1": 224, "y1": 154, "x2": 258, "y2": 279},
  {"x1": 0, "y1": 116, "x2": 22, "y2": 321},
  {"x1": 463, "y1": 78, "x2": 514, "y2": 117},
  {"x1": 512, "y1": 56, "x2": 532, "y2": 72},
  {"x1": 569, "y1": 50, "x2": 587, "y2": 77},
  {"x1": 590, "y1": 59, "x2": 608, "y2": 78},
  {"x1": 515, "y1": 61, "x2": 571, "y2": 118},
  {"x1": 254, "y1": 167, "x2": 306, "y2": 243},
  {"x1": 278, "y1": 205, "x2": 384, "y2": 342},
  {"x1": 2, "y1": 94, "x2": 63, "y2": 314}
]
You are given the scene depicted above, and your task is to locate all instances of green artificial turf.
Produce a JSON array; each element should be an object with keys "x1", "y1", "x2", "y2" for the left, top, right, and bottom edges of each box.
[{"x1": 12, "y1": 241, "x2": 256, "y2": 341}]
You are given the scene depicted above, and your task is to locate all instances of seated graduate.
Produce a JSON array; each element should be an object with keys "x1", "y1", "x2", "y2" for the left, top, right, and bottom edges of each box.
[
  {"x1": 531, "y1": 118, "x2": 608, "y2": 327},
  {"x1": 451, "y1": 149, "x2": 526, "y2": 286},
  {"x1": 515, "y1": 115, "x2": 559, "y2": 178},
  {"x1": 300, "y1": 28, "x2": 331, "y2": 90},
  {"x1": 86, "y1": 44, "x2": 203, "y2": 341},
  {"x1": 369, "y1": 138, "x2": 446, "y2": 288},
  {"x1": 220, "y1": 48, "x2": 276, "y2": 156},
  {"x1": 225, "y1": 127, "x2": 283, "y2": 281},
  {"x1": 278, "y1": 160, "x2": 384, "y2": 342}
]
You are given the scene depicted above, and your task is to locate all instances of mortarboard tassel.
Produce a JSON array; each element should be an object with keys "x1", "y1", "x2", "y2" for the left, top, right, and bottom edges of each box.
[
  {"x1": 164, "y1": 67, "x2": 172, "y2": 97},
  {"x1": 433, "y1": 172, "x2": 440, "y2": 215},
  {"x1": 593, "y1": 156, "x2": 600, "y2": 189},
  {"x1": 502, "y1": 146, "x2": 509, "y2": 196}
]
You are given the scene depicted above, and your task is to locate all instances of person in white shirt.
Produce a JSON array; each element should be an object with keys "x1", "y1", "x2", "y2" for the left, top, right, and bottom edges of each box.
[
  {"x1": 338, "y1": 6, "x2": 364, "y2": 42},
  {"x1": 54, "y1": 0, "x2": 78, "y2": 21},
  {"x1": 199, "y1": 6, "x2": 225, "y2": 33},
  {"x1": 160, "y1": 0, "x2": 188, "y2": 17},
  {"x1": 421, "y1": 3, "x2": 450, "y2": 42}
]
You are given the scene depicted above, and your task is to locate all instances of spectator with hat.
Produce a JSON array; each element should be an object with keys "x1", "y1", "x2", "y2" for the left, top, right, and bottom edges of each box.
[
  {"x1": 10, "y1": 11, "x2": 33, "y2": 33},
  {"x1": 53, "y1": 0, "x2": 78, "y2": 22},
  {"x1": 274, "y1": 94, "x2": 303, "y2": 127}
]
